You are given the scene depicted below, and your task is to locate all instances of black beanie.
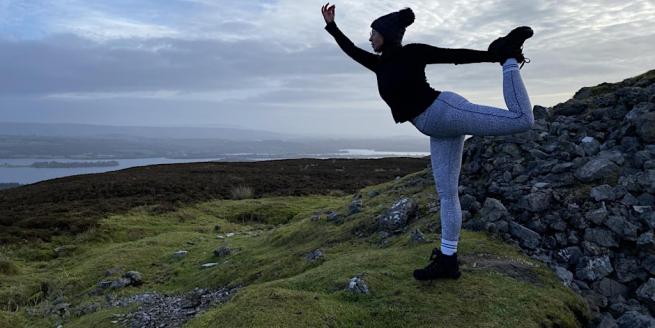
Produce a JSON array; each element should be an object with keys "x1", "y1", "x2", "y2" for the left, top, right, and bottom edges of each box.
[{"x1": 370, "y1": 7, "x2": 415, "y2": 46}]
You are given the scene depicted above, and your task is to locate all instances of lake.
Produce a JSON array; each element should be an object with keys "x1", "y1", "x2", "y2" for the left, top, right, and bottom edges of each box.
[{"x1": 0, "y1": 149, "x2": 429, "y2": 185}]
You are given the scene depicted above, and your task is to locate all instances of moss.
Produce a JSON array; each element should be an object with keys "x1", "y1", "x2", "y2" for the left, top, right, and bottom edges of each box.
[
  {"x1": 0, "y1": 190, "x2": 589, "y2": 328},
  {"x1": 0, "y1": 259, "x2": 18, "y2": 276}
]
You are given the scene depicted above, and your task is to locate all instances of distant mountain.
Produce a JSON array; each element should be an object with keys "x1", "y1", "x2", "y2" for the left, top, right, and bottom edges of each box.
[{"x1": 0, "y1": 122, "x2": 300, "y2": 141}]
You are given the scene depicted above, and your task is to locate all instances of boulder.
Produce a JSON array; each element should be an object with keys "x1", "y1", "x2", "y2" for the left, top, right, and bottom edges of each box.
[{"x1": 376, "y1": 197, "x2": 418, "y2": 233}]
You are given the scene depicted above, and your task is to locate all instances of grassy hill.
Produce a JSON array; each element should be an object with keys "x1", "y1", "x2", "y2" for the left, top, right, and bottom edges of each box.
[{"x1": 0, "y1": 164, "x2": 590, "y2": 327}]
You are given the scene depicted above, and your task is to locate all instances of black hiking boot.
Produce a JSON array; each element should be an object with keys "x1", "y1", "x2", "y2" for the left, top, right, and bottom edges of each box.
[
  {"x1": 413, "y1": 248, "x2": 461, "y2": 281},
  {"x1": 488, "y1": 26, "x2": 533, "y2": 69}
]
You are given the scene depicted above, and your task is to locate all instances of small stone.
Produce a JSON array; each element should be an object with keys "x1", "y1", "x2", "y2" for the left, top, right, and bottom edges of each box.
[
  {"x1": 616, "y1": 311, "x2": 655, "y2": 328},
  {"x1": 636, "y1": 278, "x2": 655, "y2": 303},
  {"x1": 124, "y1": 271, "x2": 143, "y2": 285},
  {"x1": 225, "y1": 232, "x2": 235, "y2": 237},
  {"x1": 347, "y1": 275, "x2": 369, "y2": 294},
  {"x1": 637, "y1": 232, "x2": 655, "y2": 250},
  {"x1": 201, "y1": 263, "x2": 218, "y2": 268},
  {"x1": 554, "y1": 266, "x2": 573, "y2": 287},
  {"x1": 575, "y1": 255, "x2": 613, "y2": 282},
  {"x1": 410, "y1": 229, "x2": 429, "y2": 244},
  {"x1": 173, "y1": 250, "x2": 189, "y2": 258},
  {"x1": 110, "y1": 278, "x2": 131, "y2": 289},
  {"x1": 509, "y1": 222, "x2": 541, "y2": 249},
  {"x1": 213, "y1": 246, "x2": 231, "y2": 257},
  {"x1": 305, "y1": 249, "x2": 324, "y2": 262}
]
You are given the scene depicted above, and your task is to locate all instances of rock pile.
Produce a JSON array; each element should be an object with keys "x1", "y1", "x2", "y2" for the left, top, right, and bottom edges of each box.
[
  {"x1": 109, "y1": 285, "x2": 240, "y2": 328},
  {"x1": 449, "y1": 70, "x2": 655, "y2": 327}
]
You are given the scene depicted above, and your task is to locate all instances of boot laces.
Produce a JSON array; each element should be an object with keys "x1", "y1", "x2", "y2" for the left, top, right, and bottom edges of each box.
[{"x1": 518, "y1": 46, "x2": 530, "y2": 70}]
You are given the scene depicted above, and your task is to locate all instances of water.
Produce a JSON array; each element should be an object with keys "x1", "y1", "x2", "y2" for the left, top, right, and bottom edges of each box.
[{"x1": 0, "y1": 149, "x2": 429, "y2": 185}]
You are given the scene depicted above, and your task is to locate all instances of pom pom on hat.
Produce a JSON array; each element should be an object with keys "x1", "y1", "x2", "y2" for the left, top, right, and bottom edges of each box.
[
  {"x1": 398, "y1": 7, "x2": 415, "y2": 27},
  {"x1": 371, "y1": 7, "x2": 415, "y2": 46}
]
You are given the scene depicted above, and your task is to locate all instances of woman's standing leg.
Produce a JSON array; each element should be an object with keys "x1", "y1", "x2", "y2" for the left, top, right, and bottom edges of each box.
[{"x1": 429, "y1": 134, "x2": 466, "y2": 255}]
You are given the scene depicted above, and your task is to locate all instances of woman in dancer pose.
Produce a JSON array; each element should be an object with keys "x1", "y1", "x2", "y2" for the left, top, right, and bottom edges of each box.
[{"x1": 321, "y1": 3, "x2": 535, "y2": 280}]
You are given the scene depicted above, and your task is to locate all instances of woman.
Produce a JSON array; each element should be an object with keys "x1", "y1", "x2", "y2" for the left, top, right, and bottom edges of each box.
[{"x1": 321, "y1": 3, "x2": 535, "y2": 281}]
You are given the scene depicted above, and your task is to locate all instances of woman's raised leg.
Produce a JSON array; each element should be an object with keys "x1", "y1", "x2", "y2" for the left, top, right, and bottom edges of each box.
[{"x1": 414, "y1": 58, "x2": 534, "y2": 138}]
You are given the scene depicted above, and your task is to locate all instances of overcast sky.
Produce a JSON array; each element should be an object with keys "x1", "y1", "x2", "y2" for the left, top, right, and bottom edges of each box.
[{"x1": 0, "y1": 0, "x2": 653, "y2": 138}]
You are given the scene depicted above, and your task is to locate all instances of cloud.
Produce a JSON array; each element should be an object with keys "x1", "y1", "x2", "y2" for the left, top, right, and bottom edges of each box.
[{"x1": 0, "y1": 0, "x2": 654, "y2": 138}]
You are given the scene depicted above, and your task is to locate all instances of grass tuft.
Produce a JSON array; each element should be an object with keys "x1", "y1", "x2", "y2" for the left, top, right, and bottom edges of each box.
[{"x1": 231, "y1": 185, "x2": 254, "y2": 200}]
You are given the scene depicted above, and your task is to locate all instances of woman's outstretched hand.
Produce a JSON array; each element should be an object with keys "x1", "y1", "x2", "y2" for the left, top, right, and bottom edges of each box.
[{"x1": 321, "y1": 3, "x2": 335, "y2": 24}]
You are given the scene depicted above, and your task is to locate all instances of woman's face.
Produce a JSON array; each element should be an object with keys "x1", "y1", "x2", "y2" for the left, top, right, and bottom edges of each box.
[{"x1": 369, "y1": 29, "x2": 384, "y2": 53}]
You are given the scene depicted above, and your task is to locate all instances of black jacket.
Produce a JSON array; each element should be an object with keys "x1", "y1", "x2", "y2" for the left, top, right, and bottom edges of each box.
[{"x1": 325, "y1": 21, "x2": 498, "y2": 123}]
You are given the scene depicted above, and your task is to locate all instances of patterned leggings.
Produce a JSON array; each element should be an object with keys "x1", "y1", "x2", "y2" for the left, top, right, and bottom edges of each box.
[{"x1": 409, "y1": 59, "x2": 534, "y2": 243}]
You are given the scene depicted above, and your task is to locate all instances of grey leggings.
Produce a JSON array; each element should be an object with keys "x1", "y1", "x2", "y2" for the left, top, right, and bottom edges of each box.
[{"x1": 410, "y1": 60, "x2": 534, "y2": 243}]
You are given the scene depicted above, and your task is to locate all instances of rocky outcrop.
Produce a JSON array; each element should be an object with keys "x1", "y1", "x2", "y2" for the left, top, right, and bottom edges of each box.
[{"x1": 446, "y1": 69, "x2": 655, "y2": 327}]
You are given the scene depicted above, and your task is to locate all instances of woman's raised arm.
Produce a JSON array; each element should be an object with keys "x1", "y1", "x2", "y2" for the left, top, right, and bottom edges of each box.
[{"x1": 322, "y1": 3, "x2": 379, "y2": 72}]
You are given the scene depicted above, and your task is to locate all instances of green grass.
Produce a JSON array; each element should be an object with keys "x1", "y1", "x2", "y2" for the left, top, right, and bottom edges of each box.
[{"x1": 0, "y1": 170, "x2": 590, "y2": 327}]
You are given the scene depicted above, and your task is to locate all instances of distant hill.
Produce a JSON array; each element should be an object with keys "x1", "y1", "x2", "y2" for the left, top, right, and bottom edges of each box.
[
  {"x1": 0, "y1": 122, "x2": 298, "y2": 141},
  {"x1": 0, "y1": 157, "x2": 430, "y2": 243}
]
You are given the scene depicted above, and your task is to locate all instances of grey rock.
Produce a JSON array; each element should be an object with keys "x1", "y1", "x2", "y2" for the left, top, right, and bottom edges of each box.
[
  {"x1": 636, "y1": 279, "x2": 655, "y2": 304},
  {"x1": 556, "y1": 246, "x2": 584, "y2": 267},
  {"x1": 637, "y1": 232, "x2": 655, "y2": 251},
  {"x1": 604, "y1": 216, "x2": 639, "y2": 241},
  {"x1": 213, "y1": 246, "x2": 231, "y2": 257},
  {"x1": 642, "y1": 255, "x2": 655, "y2": 275},
  {"x1": 173, "y1": 250, "x2": 188, "y2": 258},
  {"x1": 552, "y1": 162, "x2": 576, "y2": 173},
  {"x1": 110, "y1": 278, "x2": 132, "y2": 289},
  {"x1": 615, "y1": 256, "x2": 646, "y2": 283},
  {"x1": 347, "y1": 275, "x2": 369, "y2": 294},
  {"x1": 584, "y1": 228, "x2": 619, "y2": 248},
  {"x1": 367, "y1": 190, "x2": 380, "y2": 198},
  {"x1": 598, "y1": 150, "x2": 626, "y2": 166},
  {"x1": 596, "y1": 312, "x2": 618, "y2": 328},
  {"x1": 53, "y1": 245, "x2": 77, "y2": 257},
  {"x1": 306, "y1": 249, "x2": 324, "y2": 262},
  {"x1": 593, "y1": 278, "x2": 630, "y2": 299},
  {"x1": 575, "y1": 158, "x2": 620, "y2": 183},
  {"x1": 576, "y1": 255, "x2": 614, "y2": 282},
  {"x1": 479, "y1": 197, "x2": 508, "y2": 221},
  {"x1": 554, "y1": 266, "x2": 574, "y2": 287},
  {"x1": 325, "y1": 210, "x2": 339, "y2": 222},
  {"x1": 509, "y1": 222, "x2": 541, "y2": 249},
  {"x1": 410, "y1": 229, "x2": 429, "y2": 244},
  {"x1": 581, "y1": 136, "x2": 602, "y2": 156},
  {"x1": 583, "y1": 289, "x2": 608, "y2": 311},
  {"x1": 124, "y1": 271, "x2": 143, "y2": 286},
  {"x1": 518, "y1": 191, "x2": 553, "y2": 212},
  {"x1": 376, "y1": 197, "x2": 418, "y2": 233},
  {"x1": 591, "y1": 184, "x2": 617, "y2": 201},
  {"x1": 616, "y1": 310, "x2": 655, "y2": 328},
  {"x1": 636, "y1": 112, "x2": 655, "y2": 143},
  {"x1": 200, "y1": 263, "x2": 218, "y2": 268},
  {"x1": 586, "y1": 203, "x2": 610, "y2": 225},
  {"x1": 348, "y1": 199, "x2": 363, "y2": 215},
  {"x1": 72, "y1": 303, "x2": 101, "y2": 317},
  {"x1": 97, "y1": 280, "x2": 113, "y2": 289}
]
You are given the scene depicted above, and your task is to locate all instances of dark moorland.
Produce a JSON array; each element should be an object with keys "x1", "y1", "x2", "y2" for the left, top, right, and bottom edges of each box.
[{"x1": 0, "y1": 157, "x2": 429, "y2": 243}]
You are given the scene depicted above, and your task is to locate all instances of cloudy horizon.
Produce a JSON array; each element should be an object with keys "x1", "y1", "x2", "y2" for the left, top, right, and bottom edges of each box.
[{"x1": 1, "y1": 0, "x2": 653, "y2": 138}]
